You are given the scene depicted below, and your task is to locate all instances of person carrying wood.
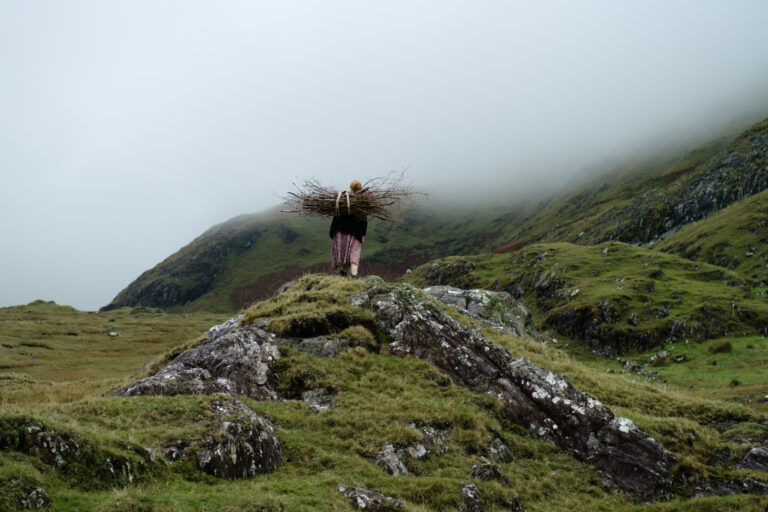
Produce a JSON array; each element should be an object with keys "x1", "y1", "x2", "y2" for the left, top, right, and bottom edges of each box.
[{"x1": 329, "y1": 180, "x2": 367, "y2": 277}]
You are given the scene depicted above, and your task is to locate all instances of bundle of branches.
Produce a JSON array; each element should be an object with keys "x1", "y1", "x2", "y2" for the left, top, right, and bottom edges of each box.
[{"x1": 281, "y1": 171, "x2": 419, "y2": 222}]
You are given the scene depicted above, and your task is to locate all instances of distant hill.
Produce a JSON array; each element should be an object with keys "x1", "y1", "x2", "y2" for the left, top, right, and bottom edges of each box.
[{"x1": 103, "y1": 117, "x2": 768, "y2": 313}]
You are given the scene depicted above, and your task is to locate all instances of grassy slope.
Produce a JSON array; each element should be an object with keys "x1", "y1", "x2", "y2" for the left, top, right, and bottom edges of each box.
[
  {"x1": 3, "y1": 277, "x2": 768, "y2": 511},
  {"x1": 104, "y1": 118, "x2": 761, "y2": 315},
  {"x1": 658, "y1": 188, "x2": 768, "y2": 282},
  {"x1": 405, "y1": 242, "x2": 768, "y2": 355}
]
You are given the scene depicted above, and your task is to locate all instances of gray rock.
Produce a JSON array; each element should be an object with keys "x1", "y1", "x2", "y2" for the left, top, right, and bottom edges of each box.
[
  {"x1": 424, "y1": 286, "x2": 540, "y2": 340},
  {"x1": 470, "y1": 458, "x2": 503, "y2": 481},
  {"x1": 672, "y1": 354, "x2": 688, "y2": 363},
  {"x1": 0, "y1": 418, "x2": 153, "y2": 486},
  {"x1": 19, "y1": 488, "x2": 49, "y2": 510},
  {"x1": 195, "y1": 399, "x2": 282, "y2": 478},
  {"x1": 364, "y1": 275, "x2": 384, "y2": 285},
  {"x1": 338, "y1": 485, "x2": 405, "y2": 511},
  {"x1": 272, "y1": 279, "x2": 297, "y2": 296},
  {"x1": 460, "y1": 483, "x2": 483, "y2": 512},
  {"x1": 374, "y1": 444, "x2": 408, "y2": 475},
  {"x1": 355, "y1": 284, "x2": 676, "y2": 499},
  {"x1": 205, "y1": 314, "x2": 244, "y2": 339},
  {"x1": 487, "y1": 437, "x2": 513, "y2": 463},
  {"x1": 114, "y1": 325, "x2": 280, "y2": 400},
  {"x1": 738, "y1": 445, "x2": 768, "y2": 472},
  {"x1": 278, "y1": 336, "x2": 349, "y2": 358},
  {"x1": 301, "y1": 387, "x2": 335, "y2": 411}
]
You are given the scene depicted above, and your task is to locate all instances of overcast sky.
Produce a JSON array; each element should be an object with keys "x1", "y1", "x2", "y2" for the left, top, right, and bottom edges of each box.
[{"x1": 2, "y1": 1, "x2": 768, "y2": 310}]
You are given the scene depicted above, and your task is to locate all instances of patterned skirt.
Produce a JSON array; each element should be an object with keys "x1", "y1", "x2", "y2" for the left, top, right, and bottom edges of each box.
[{"x1": 332, "y1": 232, "x2": 362, "y2": 269}]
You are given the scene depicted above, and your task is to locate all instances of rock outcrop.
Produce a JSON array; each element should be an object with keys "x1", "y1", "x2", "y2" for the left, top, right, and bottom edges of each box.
[
  {"x1": 338, "y1": 485, "x2": 405, "y2": 511},
  {"x1": 19, "y1": 488, "x2": 49, "y2": 510},
  {"x1": 195, "y1": 400, "x2": 282, "y2": 478},
  {"x1": 0, "y1": 416, "x2": 156, "y2": 488},
  {"x1": 460, "y1": 483, "x2": 483, "y2": 512},
  {"x1": 738, "y1": 442, "x2": 768, "y2": 472},
  {"x1": 353, "y1": 284, "x2": 677, "y2": 499},
  {"x1": 115, "y1": 322, "x2": 280, "y2": 401},
  {"x1": 424, "y1": 286, "x2": 540, "y2": 340}
]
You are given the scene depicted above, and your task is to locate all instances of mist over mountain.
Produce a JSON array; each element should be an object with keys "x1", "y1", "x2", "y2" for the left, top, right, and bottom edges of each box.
[{"x1": 3, "y1": 1, "x2": 768, "y2": 310}]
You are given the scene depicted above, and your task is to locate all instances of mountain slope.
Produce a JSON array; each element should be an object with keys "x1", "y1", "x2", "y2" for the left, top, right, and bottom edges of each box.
[
  {"x1": 658, "y1": 188, "x2": 768, "y2": 282},
  {"x1": 104, "y1": 117, "x2": 768, "y2": 313}
]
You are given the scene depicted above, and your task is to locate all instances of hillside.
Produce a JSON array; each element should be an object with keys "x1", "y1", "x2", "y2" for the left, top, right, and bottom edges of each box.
[
  {"x1": 3, "y1": 277, "x2": 768, "y2": 510},
  {"x1": 658, "y1": 188, "x2": 768, "y2": 282},
  {"x1": 103, "y1": 117, "x2": 768, "y2": 314}
]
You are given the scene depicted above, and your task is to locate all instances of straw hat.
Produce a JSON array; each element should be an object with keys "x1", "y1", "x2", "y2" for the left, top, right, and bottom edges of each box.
[{"x1": 349, "y1": 180, "x2": 362, "y2": 192}]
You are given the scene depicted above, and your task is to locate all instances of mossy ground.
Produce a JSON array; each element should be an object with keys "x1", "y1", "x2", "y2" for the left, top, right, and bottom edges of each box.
[
  {"x1": 406, "y1": 241, "x2": 768, "y2": 354},
  {"x1": 2, "y1": 277, "x2": 768, "y2": 510}
]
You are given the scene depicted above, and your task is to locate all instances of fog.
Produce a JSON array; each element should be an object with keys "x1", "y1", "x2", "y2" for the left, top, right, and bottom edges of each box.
[{"x1": 2, "y1": 1, "x2": 768, "y2": 310}]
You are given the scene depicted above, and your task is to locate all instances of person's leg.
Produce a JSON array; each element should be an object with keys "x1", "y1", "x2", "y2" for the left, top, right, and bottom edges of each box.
[{"x1": 349, "y1": 263, "x2": 359, "y2": 277}]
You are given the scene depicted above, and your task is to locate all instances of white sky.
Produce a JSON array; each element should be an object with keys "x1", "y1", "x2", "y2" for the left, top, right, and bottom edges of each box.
[{"x1": 2, "y1": 0, "x2": 768, "y2": 310}]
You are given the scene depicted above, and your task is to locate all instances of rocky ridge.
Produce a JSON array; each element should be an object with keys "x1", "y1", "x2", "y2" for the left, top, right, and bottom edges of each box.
[{"x1": 352, "y1": 283, "x2": 677, "y2": 499}]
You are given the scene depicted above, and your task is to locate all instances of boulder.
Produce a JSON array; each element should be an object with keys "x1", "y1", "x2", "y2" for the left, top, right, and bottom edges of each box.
[
  {"x1": 196, "y1": 399, "x2": 282, "y2": 478},
  {"x1": 338, "y1": 485, "x2": 405, "y2": 511},
  {"x1": 114, "y1": 325, "x2": 280, "y2": 401},
  {"x1": 354, "y1": 284, "x2": 676, "y2": 499},
  {"x1": 301, "y1": 388, "x2": 335, "y2": 411},
  {"x1": 374, "y1": 444, "x2": 408, "y2": 475},
  {"x1": 19, "y1": 488, "x2": 49, "y2": 510},
  {"x1": 424, "y1": 286, "x2": 540, "y2": 340},
  {"x1": 738, "y1": 444, "x2": 768, "y2": 472},
  {"x1": 460, "y1": 483, "x2": 483, "y2": 512}
]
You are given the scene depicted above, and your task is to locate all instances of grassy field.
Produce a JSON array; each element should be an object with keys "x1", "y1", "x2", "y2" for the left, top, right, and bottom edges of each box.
[{"x1": 3, "y1": 278, "x2": 768, "y2": 511}]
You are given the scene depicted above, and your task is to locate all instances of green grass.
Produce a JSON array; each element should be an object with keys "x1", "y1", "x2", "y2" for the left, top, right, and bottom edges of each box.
[
  {"x1": 658, "y1": 188, "x2": 768, "y2": 282},
  {"x1": 3, "y1": 278, "x2": 768, "y2": 510},
  {"x1": 405, "y1": 241, "x2": 768, "y2": 355}
]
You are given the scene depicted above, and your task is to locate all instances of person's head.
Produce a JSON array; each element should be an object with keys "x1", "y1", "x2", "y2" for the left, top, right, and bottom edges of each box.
[{"x1": 349, "y1": 180, "x2": 362, "y2": 192}]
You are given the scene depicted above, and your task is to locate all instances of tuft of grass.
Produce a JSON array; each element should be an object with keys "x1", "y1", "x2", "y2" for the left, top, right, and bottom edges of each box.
[{"x1": 709, "y1": 340, "x2": 733, "y2": 354}]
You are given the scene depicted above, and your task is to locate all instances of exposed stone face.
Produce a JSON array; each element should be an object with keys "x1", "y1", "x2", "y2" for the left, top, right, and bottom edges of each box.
[
  {"x1": 460, "y1": 483, "x2": 483, "y2": 512},
  {"x1": 278, "y1": 336, "x2": 349, "y2": 358},
  {"x1": 301, "y1": 388, "x2": 335, "y2": 411},
  {"x1": 338, "y1": 485, "x2": 405, "y2": 511},
  {"x1": 354, "y1": 284, "x2": 677, "y2": 499},
  {"x1": 0, "y1": 417, "x2": 155, "y2": 487},
  {"x1": 19, "y1": 488, "x2": 49, "y2": 510},
  {"x1": 195, "y1": 400, "x2": 282, "y2": 478},
  {"x1": 374, "y1": 444, "x2": 409, "y2": 475},
  {"x1": 738, "y1": 444, "x2": 768, "y2": 472},
  {"x1": 424, "y1": 286, "x2": 540, "y2": 340},
  {"x1": 114, "y1": 324, "x2": 280, "y2": 401}
]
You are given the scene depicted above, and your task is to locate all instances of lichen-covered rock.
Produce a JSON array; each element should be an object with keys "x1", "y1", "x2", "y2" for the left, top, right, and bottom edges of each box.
[
  {"x1": 338, "y1": 485, "x2": 405, "y2": 511},
  {"x1": 738, "y1": 444, "x2": 768, "y2": 472},
  {"x1": 374, "y1": 444, "x2": 408, "y2": 475},
  {"x1": 19, "y1": 487, "x2": 49, "y2": 510},
  {"x1": 424, "y1": 286, "x2": 540, "y2": 340},
  {"x1": 302, "y1": 388, "x2": 335, "y2": 411},
  {"x1": 114, "y1": 325, "x2": 280, "y2": 400},
  {"x1": 487, "y1": 437, "x2": 513, "y2": 463},
  {"x1": 460, "y1": 483, "x2": 483, "y2": 512},
  {"x1": 470, "y1": 458, "x2": 504, "y2": 481},
  {"x1": 195, "y1": 400, "x2": 282, "y2": 478},
  {"x1": 0, "y1": 417, "x2": 156, "y2": 488},
  {"x1": 354, "y1": 284, "x2": 676, "y2": 499},
  {"x1": 278, "y1": 336, "x2": 349, "y2": 358}
]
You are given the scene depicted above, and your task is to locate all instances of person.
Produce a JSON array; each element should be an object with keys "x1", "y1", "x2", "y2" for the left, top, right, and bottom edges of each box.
[{"x1": 330, "y1": 180, "x2": 367, "y2": 277}]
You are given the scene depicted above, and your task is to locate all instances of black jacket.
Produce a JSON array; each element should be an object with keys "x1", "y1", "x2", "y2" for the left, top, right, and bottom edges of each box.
[{"x1": 330, "y1": 214, "x2": 367, "y2": 243}]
